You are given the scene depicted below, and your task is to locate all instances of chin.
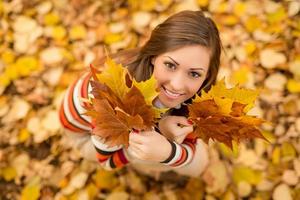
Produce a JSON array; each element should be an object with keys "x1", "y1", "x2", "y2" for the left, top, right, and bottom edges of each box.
[{"x1": 159, "y1": 96, "x2": 184, "y2": 108}]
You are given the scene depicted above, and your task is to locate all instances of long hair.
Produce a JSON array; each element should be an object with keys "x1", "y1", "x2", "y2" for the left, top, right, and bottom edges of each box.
[{"x1": 95, "y1": 10, "x2": 222, "y2": 94}]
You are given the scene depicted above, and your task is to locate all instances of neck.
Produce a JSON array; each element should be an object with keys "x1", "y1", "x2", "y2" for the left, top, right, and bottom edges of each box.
[{"x1": 153, "y1": 97, "x2": 181, "y2": 109}]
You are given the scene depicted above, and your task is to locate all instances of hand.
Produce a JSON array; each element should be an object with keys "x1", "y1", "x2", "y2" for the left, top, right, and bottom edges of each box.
[
  {"x1": 128, "y1": 129, "x2": 172, "y2": 162},
  {"x1": 158, "y1": 116, "x2": 193, "y2": 144}
]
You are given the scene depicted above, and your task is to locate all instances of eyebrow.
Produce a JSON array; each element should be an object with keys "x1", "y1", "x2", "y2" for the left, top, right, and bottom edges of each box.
[{"x1": 165, "y1": 56, "x2": 205, "y2": 71}]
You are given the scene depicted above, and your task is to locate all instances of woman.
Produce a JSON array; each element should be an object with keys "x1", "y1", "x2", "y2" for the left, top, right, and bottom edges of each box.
[{"x1": 59, "y1": 10, "x2": 222, "y2": 178}]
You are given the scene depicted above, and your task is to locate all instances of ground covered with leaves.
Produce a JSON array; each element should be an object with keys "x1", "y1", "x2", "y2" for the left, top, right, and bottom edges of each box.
[{"x1": 1, "y1": 0, "x2": 300, "y2": 199}]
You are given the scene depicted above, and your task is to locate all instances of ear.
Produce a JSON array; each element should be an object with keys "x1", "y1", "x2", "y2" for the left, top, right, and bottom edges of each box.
[{"x1": 151, "y1": 57, "x2": 156, "y2": 65}]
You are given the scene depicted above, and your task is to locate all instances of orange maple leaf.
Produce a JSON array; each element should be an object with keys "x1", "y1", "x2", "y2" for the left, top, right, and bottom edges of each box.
[
  {"x1": 84, "y1": 62, "x2": 156, "y2": 147},
  {"x1": 188, "y1": 99, "x2": 268, "y2": 150}
]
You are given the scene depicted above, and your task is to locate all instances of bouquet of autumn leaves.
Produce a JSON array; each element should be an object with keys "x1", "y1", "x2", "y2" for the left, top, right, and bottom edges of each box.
[
  {"x1": 84, "y1": 58, "x2": 166, "y2": 148},
  {"x1": 84, "y1": 58, "x2": 268, "y2": 150}
]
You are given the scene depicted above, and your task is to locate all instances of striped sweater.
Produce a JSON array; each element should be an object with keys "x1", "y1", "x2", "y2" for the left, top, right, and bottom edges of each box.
[{"x1": 59, "y1": 71, "x2": 197, "y2": 169}]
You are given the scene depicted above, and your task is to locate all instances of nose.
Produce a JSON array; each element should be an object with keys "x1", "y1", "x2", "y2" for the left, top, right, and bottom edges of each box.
[{"x1": 169, "y1": 73, "x2": 185, "y2": 92}]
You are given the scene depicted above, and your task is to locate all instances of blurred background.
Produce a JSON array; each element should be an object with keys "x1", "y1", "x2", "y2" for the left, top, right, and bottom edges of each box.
[{"x1": 0, "y1": 0, "x2": 300, "y2": 199}]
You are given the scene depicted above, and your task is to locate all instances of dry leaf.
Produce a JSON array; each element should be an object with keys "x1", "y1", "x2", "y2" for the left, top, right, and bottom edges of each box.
[
  {"x1": 132, "y1": 11, "x2": 152, "y2": 30},
  {"x1": 260, "y1": 49, "x2": 286, "y2": 69},
  {"x1": 188, "y1": 80, "x2": 266, "y2": 150},
  {"x1": 282, "y1": 170, "x2": 298, "y2": 186},
  {"x1": 272, "y1": 183, "x2": 293, "y2": 200},
  {"x1": 106, "y1": 192, "x2": 129, "y2": 200},
  {"x1": 237, "y1": 181, "x2": 252, "y2": 197},
  {"x1": 40, "y1": 47, "x2": 64, "y2": 66},
  {"x1": 202, "y1": 160, "x2": 229, "y2": 194},
  {"x1": 21, "y1": 176, "x2": 41, "y2": 200},
  {"x1": 85, "y1": 59, "x2": 157, "y2": 147},
  {"x1": 3, "y1": 98, "x2": 31, "y2": 123},
  {"x1": 264, "y1": 73, "x2": 287, "y2": 91},
  {"x1": 70, "y1": 25, "x2": 87, "y2": 40}
]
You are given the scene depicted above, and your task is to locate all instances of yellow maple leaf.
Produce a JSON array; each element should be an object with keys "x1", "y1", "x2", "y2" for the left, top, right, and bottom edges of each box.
[
  {"x1": 287, "y1": 79, "x2": 300, "y2": 93},
  {"x1": 96, "y1": 58, "x2": 130, "y2": 99},
  {"x1": 232, "y1": 165, "x2": 262, "y2": 185},
  {"x1": 244, "y1": 16, "x2": 262, "y2": 33},
  {"x1": 44, "y1": 12, "x2": 60, "y2": 26},
  {"x1": 1, "y1": 50, "x2": 15, "y2": 64},
  {"x1": 267, "y1": 6, "x2": 287, "y2": 24},
  {"x1": 233, "y1": 2, "x2": 246, "y2": 17},
  {"x1": 21, "y1": 176, "x2": 41, "y2": 200},
  {"x1": 197, "y1": 0, "x2": 209, "y2": 7},
  {"x1": 69, "y1": 25, "x2": 87, "y2": 40},
  {"x1": 16, "y1": 56, "x2": 40, "y2": 77},
  {"x1": 2, "y1": 166, "x2": 17, "y2": 181},
  {"x1": 230, "y1": 66, "x2": 251, "y2": 86},
  {"x1": 132, "y1": 75, "x2": 157, "y2": 106},
  {"x1": 51, "y1": 25, "x2": 67, "y2": 40},
  {"x1": 87, "y1": 58, "x2": 162, "y2": 147},
  {"x1": 140, "y1": 0, "x2": 156, "y2": 11},
  {"x1": 132, "y1": 75, "x2": 167, "y2": 118},
  {"x1": 195, "y1": 78, "x2": 259, "y2": 114},
  {"x1": 92, "y1": 169, "x2": 119, "y2": 190},
  {"x1": 104, "y1": 33, "x2": 123, "y2": 44},
  {"x1": 189, "y1": 80, "x2": 266, "y2": 150}
]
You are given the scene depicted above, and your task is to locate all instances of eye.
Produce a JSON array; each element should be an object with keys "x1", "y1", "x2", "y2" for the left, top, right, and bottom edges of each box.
[
  {"x1": 189, "y1": 71, "x2": 201, "y2": 78},
  {"x1": 164, "y1": 62, "x2": 176, "y2": 70}
]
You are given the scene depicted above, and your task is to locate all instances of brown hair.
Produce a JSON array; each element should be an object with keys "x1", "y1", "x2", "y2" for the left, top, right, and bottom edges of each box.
[{"x1": 97, "y1": 10, "x2": 221, "y2": 95}]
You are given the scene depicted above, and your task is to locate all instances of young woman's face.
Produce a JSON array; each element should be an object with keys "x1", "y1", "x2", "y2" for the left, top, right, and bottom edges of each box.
[{"x1": 152, "y1": 45, "x2": 210, "y2": 108}]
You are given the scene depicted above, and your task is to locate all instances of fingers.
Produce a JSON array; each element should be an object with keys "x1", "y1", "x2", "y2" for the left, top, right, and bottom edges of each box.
[
  {"x1": 175, "y1": 116, "x2": 193, "y2": 126},
  {"x1": 129, "y1": 131, "x2": 144, "y2": 144},
  {"x1": 180, "y1": 125, "x2": 194, "y2": 134},
  {"x1": 127, "y1": 146, "x2": 142, "y2": 158}
]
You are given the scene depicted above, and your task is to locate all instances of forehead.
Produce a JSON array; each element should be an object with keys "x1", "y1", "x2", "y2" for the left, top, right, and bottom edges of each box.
[{"x1": 159, "y1": 45, "x2": 211, "y2": 69}]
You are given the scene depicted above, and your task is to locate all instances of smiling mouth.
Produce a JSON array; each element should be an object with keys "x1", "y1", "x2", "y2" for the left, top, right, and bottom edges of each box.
[{"x1": 162, "y1": 86, "x2": 184, "y2": 99}]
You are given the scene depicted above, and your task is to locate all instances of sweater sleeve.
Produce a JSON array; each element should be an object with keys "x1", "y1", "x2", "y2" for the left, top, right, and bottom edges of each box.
[
  {"x1": 160, "y1": 133, "x2": 197, "y2": 168},
  {"x1": 59, "y1": 71, "x2": 129, "y2": 169},
  {"x1": 59, "y1": 71, "x2": 93, "y2": 133},
  {"x1": 91, "y1": 135, "x2": 129, "y2": 169}
]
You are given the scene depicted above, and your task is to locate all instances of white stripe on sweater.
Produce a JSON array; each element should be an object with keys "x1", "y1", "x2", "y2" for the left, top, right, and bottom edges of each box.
[
  {"x1": 162, "y1": 142, "x2": 182, "y2": 166},
  {"x1": 171, "y1": 144, "x2": 193, "y2": 168},
  {"x1": 63, "y1": 86, "x2": 91, "y2": 131},
  {"x1": 91, "y1": 135, "x2": 123, "y2": 152},
  {"x1": 73, "y1": 73, "x2": 92, "y2": 123}
]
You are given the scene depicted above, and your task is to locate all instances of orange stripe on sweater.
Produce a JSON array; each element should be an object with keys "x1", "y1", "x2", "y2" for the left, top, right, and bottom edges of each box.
[
  {"x1": 183, "y1": 141, "x2": 196, "y2": 153},
  {"x1": 67, "y1": 79, "x2": 91, "y2": 128},
  {"x1": 172, "y1": 147, "x2": 187, "y2": 167},
  {"x1": 81, "y1": 72, "x2": 91, "y2": 98},
  {"x1": 59, "y1": 102, "x2": 87, "y2": 133},
  {"x1": 96, "y1": 152, "x2": 110, "y2": 162},
  {"x1": 112, "y1": 151, "x2": 123, "y2": 168}
]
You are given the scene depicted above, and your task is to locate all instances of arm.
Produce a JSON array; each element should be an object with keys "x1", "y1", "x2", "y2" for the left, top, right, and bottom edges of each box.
[
  {"x1": 157, "y1": 116, "x2": 197, "y2": 167},
  {"x1": 128, "y1": 129, "x2": 197, "y2": 168},
  {"x1": 59, "y1": 71, "x2": 129, "y2": 170},
  {"x1": 91, "y1": 135, "x2": 129, "y2": 170},
  {"x1": 160, "y1": 133, "x2": 197, "y2": 168}
]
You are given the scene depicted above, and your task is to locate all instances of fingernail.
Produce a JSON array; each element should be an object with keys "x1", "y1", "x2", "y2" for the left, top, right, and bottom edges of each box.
[
  {"x1": 132, "y1": 128, "x2": 139, "y2": 133},
  {"x1": 187, "y1": 119, "x2": 193, "y2": 125}
]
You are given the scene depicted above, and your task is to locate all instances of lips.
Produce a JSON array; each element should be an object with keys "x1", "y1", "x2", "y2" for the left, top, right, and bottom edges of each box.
[{"x1": 162, "y1": 86, "x2": 184, "y2": 99}]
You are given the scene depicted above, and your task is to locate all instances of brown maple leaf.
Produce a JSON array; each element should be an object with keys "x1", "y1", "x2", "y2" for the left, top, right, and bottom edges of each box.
[
  {"x1": 188, "y1": 99, "x2": 268, "y2": 150},
  {"x1": 87, "y1": 98, "x2": 145, "y2": 147},
  {"x1": 84, "y1": 62, "x2": 156, "y2": 147},
  {"x1": 122, "y1": 86, "x2": 155, "y2": 128}
]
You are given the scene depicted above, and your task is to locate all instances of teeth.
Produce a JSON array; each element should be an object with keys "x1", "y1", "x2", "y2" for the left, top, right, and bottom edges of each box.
[{"x1": 164, "y1": 88, "x2": 181, "y2": 97}]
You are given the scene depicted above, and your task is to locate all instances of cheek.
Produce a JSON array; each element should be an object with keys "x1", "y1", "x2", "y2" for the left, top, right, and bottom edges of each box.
[
  {"x1": 186, "y1": 81, "x2": 204, "y2": 96},
  {"x1": 153, "y1": 65, "x2": 167, "y2": 84}
]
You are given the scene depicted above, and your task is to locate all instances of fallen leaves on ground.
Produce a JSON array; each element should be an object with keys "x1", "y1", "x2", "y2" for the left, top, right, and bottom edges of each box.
[{"x1": 1, "y1": 0, "x2": 300, "y2": 199}]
